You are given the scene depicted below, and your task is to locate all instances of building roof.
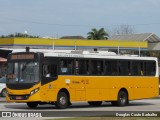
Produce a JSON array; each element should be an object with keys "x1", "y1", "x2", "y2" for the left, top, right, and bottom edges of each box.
[
  {"x1": 108, "y1": 33, "x2": 160, "y2": 43},
  {"x1": 148, "y1": 42, "x2": 160, "y2": 50}
]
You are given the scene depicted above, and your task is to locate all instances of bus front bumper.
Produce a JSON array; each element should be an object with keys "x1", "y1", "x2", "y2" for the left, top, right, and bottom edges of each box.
[{"x1": 6, "y1": 91, "x2": 41, "y2": 103}]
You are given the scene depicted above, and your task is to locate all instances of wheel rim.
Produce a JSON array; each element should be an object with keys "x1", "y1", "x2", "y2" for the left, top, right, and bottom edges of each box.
[
  {"x1": 60, "y1": 96, "x2": 66, "y2": 105},
  {"x1": 120, "y1": 94, "x2": 126, "y2": 104},
  {"x1": 2, "y1": 89, "x2": 6, "y2": 97}
]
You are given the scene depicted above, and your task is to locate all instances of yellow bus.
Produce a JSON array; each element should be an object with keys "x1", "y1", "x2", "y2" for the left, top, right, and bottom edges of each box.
[{"x1": 6, "y1": 48, "x2": 159, "y2": 109}]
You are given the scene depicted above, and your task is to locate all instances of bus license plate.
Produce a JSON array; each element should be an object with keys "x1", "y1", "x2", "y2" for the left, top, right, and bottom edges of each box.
[{"x1": 16, "y1": 96, "x2": 22, "y2": 100}]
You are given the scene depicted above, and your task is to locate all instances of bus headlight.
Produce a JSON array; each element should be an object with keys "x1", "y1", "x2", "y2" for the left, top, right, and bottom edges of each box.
[{"x1": 30, "y1": 88, "x2": 39, "y2": 96}]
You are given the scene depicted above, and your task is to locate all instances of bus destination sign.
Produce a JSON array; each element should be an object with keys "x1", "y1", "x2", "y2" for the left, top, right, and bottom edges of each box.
[{"x1": 11, "y1": 54, "x2": 35, "y2": 60}]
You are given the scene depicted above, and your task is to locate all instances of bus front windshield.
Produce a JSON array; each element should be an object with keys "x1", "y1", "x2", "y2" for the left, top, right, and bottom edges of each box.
[{"x1": 7, "y1": 62, "x2": 39, "y2": 83}]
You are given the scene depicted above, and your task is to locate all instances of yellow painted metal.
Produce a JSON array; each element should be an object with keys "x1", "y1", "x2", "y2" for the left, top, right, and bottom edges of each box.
[
  {"x1": 6, "y1": 76, "x2": 159, "y2": 103},
  {"x1": 14, "y1": 38, "x2": 52, "y2": 46},
  {"x1": 0, "y1": 38, "x2": 14, "y2": 45},
  {"x1": 0, "y1": 38, "x2": 148, "y2": 48},
  {"x1": 56, "y1": 39, "x2": 147, "y2": 48}
]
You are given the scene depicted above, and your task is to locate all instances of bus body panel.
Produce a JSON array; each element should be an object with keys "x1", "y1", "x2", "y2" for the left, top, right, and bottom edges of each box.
[
  {"x1": 55, "y1": 76, "x2": 158, "y2": 101},
  {"x1": 6, "y1": 76, "x2": 159, "y2": 102}
]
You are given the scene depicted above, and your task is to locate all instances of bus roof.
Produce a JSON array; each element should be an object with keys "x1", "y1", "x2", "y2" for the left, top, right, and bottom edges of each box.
[
  {"x1": 44, "y1": 51, "x2": 157, "y2": 60},
  {"x1": 12, "y1": 49, "x2": 157, "y2": 61}
]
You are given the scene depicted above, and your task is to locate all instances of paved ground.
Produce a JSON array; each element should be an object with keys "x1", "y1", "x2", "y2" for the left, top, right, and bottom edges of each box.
[
  {"x1": 0, "y1": 99, "x2": 160, "y2": 119},
  {"x1": 0, "y1": 97, "x2": 5, "y2": 103},
  {"x1": 1, "y1": 96, "x2": 160, "y2": 119},
  {"x1": 1, "y1": 99, "x2": 160, "y2": 111}
]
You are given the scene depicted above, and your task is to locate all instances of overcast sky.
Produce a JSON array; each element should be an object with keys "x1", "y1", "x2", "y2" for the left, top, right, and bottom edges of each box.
[{"x1": 0, "y1": 0, "x2": 160, "y2": 37}]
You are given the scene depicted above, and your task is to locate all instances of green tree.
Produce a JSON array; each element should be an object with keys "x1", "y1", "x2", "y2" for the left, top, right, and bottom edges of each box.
[
  {"x1": 87, "y1": 28, "x2": 109, "y2": 40},
  {"x1": 0, "y1": 33, "x2": 39, "y2": 38}
]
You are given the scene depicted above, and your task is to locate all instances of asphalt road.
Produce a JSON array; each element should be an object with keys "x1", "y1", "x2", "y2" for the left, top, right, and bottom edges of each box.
[
  {"x1": 0, "y1": 97, "x2": 5, "y2": 103},
  {"x1": 0, "y1": 98, "x2": 160, "y2": 119}
]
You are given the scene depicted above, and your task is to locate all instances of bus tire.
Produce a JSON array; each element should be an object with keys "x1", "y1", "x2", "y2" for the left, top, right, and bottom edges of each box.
[
  {"x1": 55, "y1": 92, "x2": 69, "y2": 109},
  {"x1": 26, "y1": 102, "x2": 38, "y2": 108},
  {"x1": 88, "y1": 101, "x2": 102, "y2": 106},
  {"x1": 117, "y1": 90, "x2": 128, "y2": 107}
]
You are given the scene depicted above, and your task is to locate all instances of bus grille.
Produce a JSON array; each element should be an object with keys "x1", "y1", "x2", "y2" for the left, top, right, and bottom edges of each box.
[{"x1": 9, "y1": 94, "x2": 30, "y2": 100}]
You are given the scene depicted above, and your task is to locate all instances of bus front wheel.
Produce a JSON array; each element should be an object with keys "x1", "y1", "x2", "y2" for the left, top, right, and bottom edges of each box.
[
  {"x1": 55, "y1": 92, "x2": 69, "y2": 109},
  {"x1": 26, "y1": 102, "x2": 38, "y2": 108},
  {"x1": 1, "y1": 88, "x2": 7, "y2": 97},
  {"x1": 88, "y1": 101, "x2": 102, "y2": 106}
]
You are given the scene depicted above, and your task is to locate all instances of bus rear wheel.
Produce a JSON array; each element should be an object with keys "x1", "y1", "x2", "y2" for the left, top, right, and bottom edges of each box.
[
  {"x1": 117, "y1": 90, "x2": 128, "y2": 106},
  {"x1": 55, "y1": 92, "x2": 69, "y2": 109},
  {"x1": 111, "y1": 91, "x2": 128, "y2": 107},
  {"x1": 88, "y1": 101, "x2": 102, "y2": 106},
  {"x1": 26, "y1": 102, "x2": 38, "y2": 108}
]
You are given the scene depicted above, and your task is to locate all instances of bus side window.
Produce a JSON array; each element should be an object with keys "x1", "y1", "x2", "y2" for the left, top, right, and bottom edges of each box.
[
  {"x1": 118, "y1": 61, "x2": 130, "y2": 76},
  {"x1": 131, "y1": 61, "x2": 144, "y2": 76},
  {"x1": 105, "y1": 61, "x2": 112, "y2": 75},
  {"x1": 105, "y1": 60, "x2": 118, "y2": 76},
  {"x1": 132, "y1": 61, "x2": 140, "y2": 76},
  {"x1": 43, "y1": 64, "x2": 57, "y2": 78},
  {"x1": 75, "y1": 60, "x2": 89, "y2": 75},
  {"x1": 140, "y1": 62, "x2": 144, "y2": 76},
  {"x1": 144, "y1": 61, "x2": 156, "y2": 76},
  {"x1": 90, "y1": 60, "x2": 103, "y2": 75},
  {"x1": 150, "y1": 62, "x2": 156, "y2": 76},
  {"x1": 60, "y1": 59, "x2": 74, "y2": 75}
]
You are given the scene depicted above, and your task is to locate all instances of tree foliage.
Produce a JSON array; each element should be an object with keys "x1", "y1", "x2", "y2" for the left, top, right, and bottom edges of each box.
[
  {"x1": 0, "y1": 33, "x2": 39, "y2": 38},
  {"x1": 87, "y1": 28, "x2": 109, "y2": 40}
]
